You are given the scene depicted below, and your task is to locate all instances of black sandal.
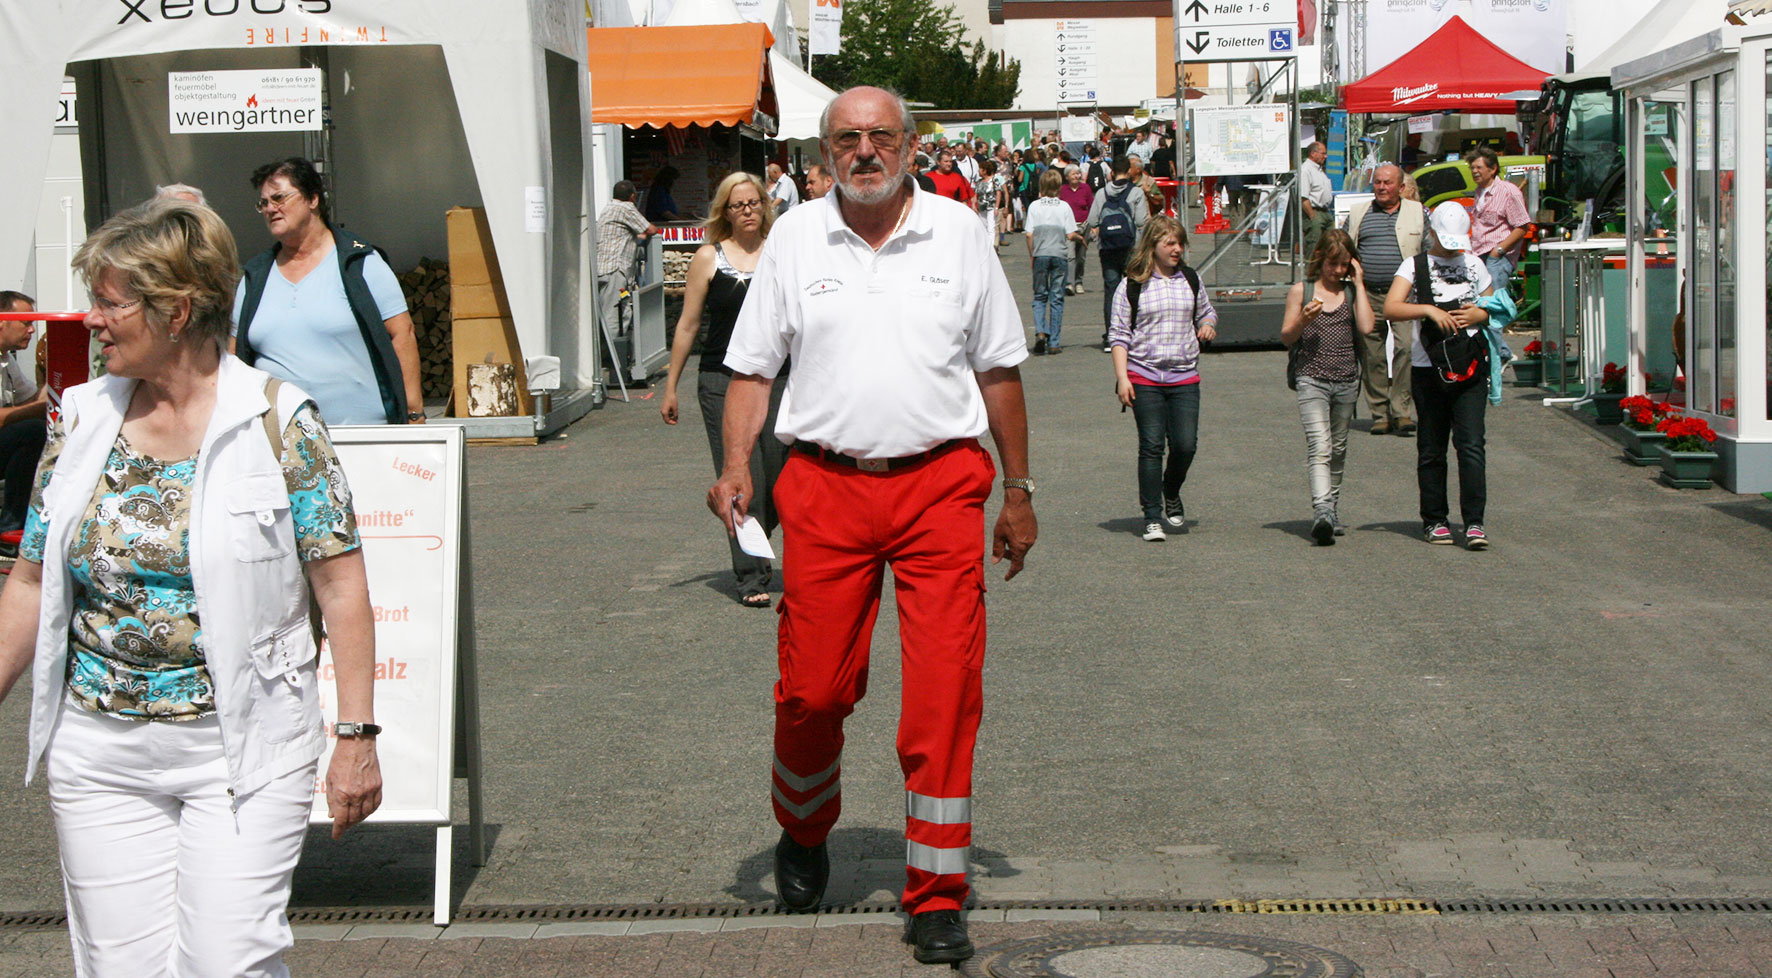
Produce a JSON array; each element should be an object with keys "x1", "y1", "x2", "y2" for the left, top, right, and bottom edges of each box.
[{"x1": 740, "y1": 590, "x2": 773, "y2": 609}]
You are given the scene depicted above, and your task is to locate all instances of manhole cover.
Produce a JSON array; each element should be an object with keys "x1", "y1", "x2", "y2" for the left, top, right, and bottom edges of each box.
[{"x1": 963, "y1": 930, "x2": 1361, "y2": 978}]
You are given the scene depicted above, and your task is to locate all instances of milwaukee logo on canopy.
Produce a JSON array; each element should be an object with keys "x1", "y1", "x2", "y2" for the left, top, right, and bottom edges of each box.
[{"x1": 1341, "y1": 16, "x2": 1547, "y2": 114}]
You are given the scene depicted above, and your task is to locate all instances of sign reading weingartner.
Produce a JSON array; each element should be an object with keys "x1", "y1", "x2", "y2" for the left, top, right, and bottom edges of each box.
[{"x1": 168, "y1": 68, "x2": 322, "y2": 134}]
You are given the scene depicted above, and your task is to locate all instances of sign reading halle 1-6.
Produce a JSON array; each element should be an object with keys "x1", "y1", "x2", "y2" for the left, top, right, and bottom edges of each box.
[
  {"x1": 168, "y1": 68, "x2": 323, "y2": 134},
  {"x1": 1173, "y1": 0, "x2": 1298, "y2": 59}
]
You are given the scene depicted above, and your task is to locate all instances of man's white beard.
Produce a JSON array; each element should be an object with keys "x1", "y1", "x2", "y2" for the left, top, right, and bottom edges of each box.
[{"x1": 836, "y1": 165, "x2": 909, "y2": 206}]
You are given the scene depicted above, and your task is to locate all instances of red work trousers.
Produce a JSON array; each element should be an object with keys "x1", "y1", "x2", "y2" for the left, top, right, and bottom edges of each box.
[{"x1": 769, "y1": 440, "x2": 994, "y2": 914}]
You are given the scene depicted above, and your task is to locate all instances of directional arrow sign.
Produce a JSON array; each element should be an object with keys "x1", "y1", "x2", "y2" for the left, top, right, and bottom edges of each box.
[
  {"x1": 1174, "y1": 23, "x2": 1297, "y2": 59},
  {"x1": 1172, "y1": 0, "x2": 1297, "y2": 29}
]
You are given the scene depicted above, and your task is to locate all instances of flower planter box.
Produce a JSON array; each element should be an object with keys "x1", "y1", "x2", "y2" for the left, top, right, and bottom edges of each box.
[
  {"x1": 1619, "y1": 427, "x2": 1667, "y2": 466},
  {"x1": 1510, "y1": 358, "x2": 1543, "y2": 387},
  {"x1": 1591, "y1": 392, "x2": 1625, "y2": 425},
  {"x1": 1655, "y1": 445, "x2": 1718, "y2": 489}
]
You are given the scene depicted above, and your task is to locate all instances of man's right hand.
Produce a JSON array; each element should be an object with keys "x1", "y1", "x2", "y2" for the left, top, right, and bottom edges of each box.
[{"x1": 707, "y1": 467, "x2": 754, "y2": 537}]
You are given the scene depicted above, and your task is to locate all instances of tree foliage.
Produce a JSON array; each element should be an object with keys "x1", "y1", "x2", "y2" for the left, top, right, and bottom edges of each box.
[{"x1": 809, "y1": 0, "x2": 1020, "y2": 110}]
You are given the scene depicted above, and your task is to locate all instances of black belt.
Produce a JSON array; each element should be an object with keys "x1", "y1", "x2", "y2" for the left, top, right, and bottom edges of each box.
[{"x1": 792, "y1": 439, "x2": 966, "y2": 473}]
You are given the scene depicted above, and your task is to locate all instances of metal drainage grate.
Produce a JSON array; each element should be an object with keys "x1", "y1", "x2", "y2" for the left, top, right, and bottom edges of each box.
[{"x1": 7, "y1": 897, "x2": 1772, "y2": 931}]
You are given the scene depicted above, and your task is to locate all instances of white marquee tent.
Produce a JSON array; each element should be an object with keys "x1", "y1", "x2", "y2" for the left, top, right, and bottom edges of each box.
[
  {"x1": 0, "y1": 0, "x2": 600, "y2": 431},
  {"x1": 1578, "y1": 0, "x2": 1732, "y2": 73}
]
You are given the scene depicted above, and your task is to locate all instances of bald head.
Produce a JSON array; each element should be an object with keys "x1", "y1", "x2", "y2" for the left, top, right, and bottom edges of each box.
[
  {"x1": 819, "y1": 85, "x2": 915, "y2": 144},
  {"x1": 1372, "y1": 163, "x2": 1402, "y2": 209}
]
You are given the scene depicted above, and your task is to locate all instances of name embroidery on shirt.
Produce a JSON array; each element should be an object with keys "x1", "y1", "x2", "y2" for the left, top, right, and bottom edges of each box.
[{"x1": 804, "y1": 278, "x2": 843, "y2": 297}]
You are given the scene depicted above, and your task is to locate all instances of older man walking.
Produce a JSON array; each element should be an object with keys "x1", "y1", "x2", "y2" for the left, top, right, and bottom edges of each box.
[
  {"x1": 708, "y1": 85, "x2": 1037, "y2": 965},
  {"x1": 1347, "y1": 163, "x2": 1425, "y2": 435},
  {"x1": 1299, "y1": 140, "x2": 1334, "y2": 262}
]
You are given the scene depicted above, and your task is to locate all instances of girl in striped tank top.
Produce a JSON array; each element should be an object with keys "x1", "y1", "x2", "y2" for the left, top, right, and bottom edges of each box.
[{"x1": 1281, "y1": 229, "x2": 1376, "y2": 546}]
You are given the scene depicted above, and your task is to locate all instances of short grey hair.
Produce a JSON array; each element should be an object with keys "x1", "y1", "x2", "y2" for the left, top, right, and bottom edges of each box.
[
  {"x1": 155, "y1": 183, "x2": 207, "y2": 205},
  {"x1": 818, "y1": 86, "x2": 917, "y2": 147}
]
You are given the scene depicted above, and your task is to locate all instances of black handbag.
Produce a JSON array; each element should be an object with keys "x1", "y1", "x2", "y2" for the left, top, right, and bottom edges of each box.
[{"x1": 1414, "y1": 253, "x2": 1488, "y2": 387}]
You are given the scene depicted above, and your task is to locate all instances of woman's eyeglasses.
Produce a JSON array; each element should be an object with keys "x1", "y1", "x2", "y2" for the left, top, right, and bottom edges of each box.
[
  {"x1": 91, "y1": 296, "x2": 143, "y2": 318},
  {"x1": 726, "y1": 199, "x2": 763, "y2": 212},
  {"x1": 254, "y1": 190, "x2": 300, "y2": 212}
]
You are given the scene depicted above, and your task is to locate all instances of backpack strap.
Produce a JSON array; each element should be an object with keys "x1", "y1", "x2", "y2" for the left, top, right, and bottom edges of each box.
[
  {"x1": 1413, "y1": 252, "x2": 1434, "y2": 309},
  {"x1": 1126, "y1": 278, "x2": 1143, "y2": 332},
  {"x1": 1181, "y1": 264, "x2": 1203, "y2": 327},
  {"x1": 262, "y1": 375, "x2": 327, "y2": 646}
]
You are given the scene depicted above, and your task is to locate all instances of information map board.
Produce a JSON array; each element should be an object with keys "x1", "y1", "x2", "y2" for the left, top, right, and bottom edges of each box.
[
  {"x1": 308, "y1": 424, "x2": 484, "y2": 925},
  {"x1": 1191, "y1": 104, "x2": 1293, "y2": 177}
]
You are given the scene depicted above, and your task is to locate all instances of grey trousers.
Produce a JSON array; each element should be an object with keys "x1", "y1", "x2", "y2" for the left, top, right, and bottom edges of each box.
[
  {"x1": 597, "y1": 269, "x2": 631, "y2": 336},
  {"x1": 697, "y1": 369, "x2": 789, "y2": 595},
  {"x1": 1358, "y1": 289, "x2": 1415, "y2": 426}
]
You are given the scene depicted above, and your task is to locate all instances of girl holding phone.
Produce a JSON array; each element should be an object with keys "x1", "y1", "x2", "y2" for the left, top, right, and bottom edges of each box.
[{"x1": 1281, "y1": 229, "x2": 1376, "y2": 546}]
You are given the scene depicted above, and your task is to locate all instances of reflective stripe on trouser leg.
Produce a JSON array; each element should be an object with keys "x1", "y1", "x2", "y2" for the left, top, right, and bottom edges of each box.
[
  {"x1": 772, "y1": 453, "x2": 887, "y2": 847},
  {"x1": 891, "y1": 445, "x2": 993, "y2": 913}
]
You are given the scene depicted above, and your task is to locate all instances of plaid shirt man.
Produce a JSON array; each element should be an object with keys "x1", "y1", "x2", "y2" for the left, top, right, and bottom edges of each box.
[{"x1": 596, "y1": 198, "x2": 652, "y2": 277}]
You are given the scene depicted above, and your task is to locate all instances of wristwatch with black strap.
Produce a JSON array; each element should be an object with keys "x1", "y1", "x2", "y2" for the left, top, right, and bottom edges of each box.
[{"x1": 333, "y1": 721, "x2": 382, "y2": 739}]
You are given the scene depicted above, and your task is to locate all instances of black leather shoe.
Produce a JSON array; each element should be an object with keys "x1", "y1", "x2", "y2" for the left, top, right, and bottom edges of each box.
[
  {"x1": 903, "y1": 909, "x2": 974, "y2": 964},
  {"x1": 773, "y1": 830, "x2": 828, "y2": 912}
]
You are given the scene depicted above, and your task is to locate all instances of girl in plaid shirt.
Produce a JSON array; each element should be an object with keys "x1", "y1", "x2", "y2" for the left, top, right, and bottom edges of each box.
[{"x1": 1108, "y1": 217, "x2": 1218, "y2": 541}]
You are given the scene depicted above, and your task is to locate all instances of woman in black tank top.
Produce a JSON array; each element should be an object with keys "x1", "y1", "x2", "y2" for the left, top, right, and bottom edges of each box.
[
  {"x1": 660, "y1": 172, "x2": 789, "y2": 608},
  {"x1": 1281, "y1": 229, "x2": 1376, "y2": 546}
]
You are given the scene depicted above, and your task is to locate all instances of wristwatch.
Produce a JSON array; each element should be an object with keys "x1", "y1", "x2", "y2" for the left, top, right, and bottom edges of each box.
[
  {"x1": 333, "y1": 721, "x2": 382, "y2": 739},
  {"x1": 1002, "y1": 477, "x2": 1036, "y2": 496},
  {"x1": 405, "y1": 411, "x2": 426, "y2": 422}
]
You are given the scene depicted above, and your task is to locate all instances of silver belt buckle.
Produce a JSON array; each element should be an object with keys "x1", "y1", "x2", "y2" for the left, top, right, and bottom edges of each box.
[{"x1": 858, "y1": 457, "x2": 889, "y2": 472}]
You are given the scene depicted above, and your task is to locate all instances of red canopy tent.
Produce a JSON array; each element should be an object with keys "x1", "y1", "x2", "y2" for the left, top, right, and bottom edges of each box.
[{"x1": 1342, "y1": 17, "x2": 1549, "y2": 114}]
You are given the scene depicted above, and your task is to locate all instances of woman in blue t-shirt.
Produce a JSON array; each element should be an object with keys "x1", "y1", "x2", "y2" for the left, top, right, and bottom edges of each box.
[{"x1": 232, "y1": 157, "x2": 423, "y2": 425}]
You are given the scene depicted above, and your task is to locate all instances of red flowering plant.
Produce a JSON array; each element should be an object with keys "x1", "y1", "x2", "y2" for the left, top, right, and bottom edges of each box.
[
  {"x1": 1619, "y1": 395, "x2": 1670, "y2": 431},
  {"x1": 1600, "y1": 362, "x2": 1626, "y2": 394},
  {"x1": 1654, "y1": 414, "x2": 1719, "y2": 452},
  {"x1": 1521, "y1": 340, "x2": 1545, "y2": 359}
]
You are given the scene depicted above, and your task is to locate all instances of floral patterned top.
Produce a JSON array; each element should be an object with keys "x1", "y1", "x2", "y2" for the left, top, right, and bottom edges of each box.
[{"x1": 20, "y1": 402, "x2": 359, "y2": 721}]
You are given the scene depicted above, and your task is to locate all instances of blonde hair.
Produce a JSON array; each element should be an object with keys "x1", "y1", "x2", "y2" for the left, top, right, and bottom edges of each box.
[
  {"x1": 1039, "y1": 168, "x2": 1063, "y2": 197},
  {"x1": 703, "y1": 171, "x2": 775, "y2": 243},
  {"x1": 1123, "y1": 216, "x2": 1187, "y2": 283},
  {"x1": 73, "y1": 198, "x2": 239, "y2": 349}
]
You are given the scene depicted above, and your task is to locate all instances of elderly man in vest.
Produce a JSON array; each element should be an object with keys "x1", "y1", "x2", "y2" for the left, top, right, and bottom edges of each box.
[{"x1": 1348, "y1": 163, "x2": 1425, "y2": 435}]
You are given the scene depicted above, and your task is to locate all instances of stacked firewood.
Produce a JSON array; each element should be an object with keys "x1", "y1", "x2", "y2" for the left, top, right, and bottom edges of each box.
[{"x1": 398, "y1": 258, "x2": 453, "y2": 399}]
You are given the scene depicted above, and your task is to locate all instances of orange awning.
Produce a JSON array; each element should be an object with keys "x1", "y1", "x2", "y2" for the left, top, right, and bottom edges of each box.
[{"x1": 587, "y1": 24, "x2": 778, "y2": 130}]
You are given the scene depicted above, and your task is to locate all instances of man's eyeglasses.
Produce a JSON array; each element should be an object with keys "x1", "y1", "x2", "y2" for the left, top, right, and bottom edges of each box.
[
  {"x1": 726, "y1": 199, "x2": 763, "y2": 212},
  {"x1": 828, "y1": 127, "x2": 905, "y2": 151},
  {"x1": 254, "y1": 190, "x2": 300, "y2": 212},
  {"x1": 92, "y1": 296, "x2": 143, "y2": 318}
]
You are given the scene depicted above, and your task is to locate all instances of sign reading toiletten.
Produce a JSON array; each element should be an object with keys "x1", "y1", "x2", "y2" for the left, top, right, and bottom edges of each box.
[{"x1": 168, "y1": 68, "x2": 323, "y2": 134}]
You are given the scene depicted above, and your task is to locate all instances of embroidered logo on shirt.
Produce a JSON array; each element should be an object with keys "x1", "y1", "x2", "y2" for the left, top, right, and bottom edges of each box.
[{"x1": 804, "y1": 278, "x2": 843, "y2": 297}]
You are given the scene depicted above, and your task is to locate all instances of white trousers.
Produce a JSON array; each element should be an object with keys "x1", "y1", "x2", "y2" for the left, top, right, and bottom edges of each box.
[{"x1": 46, "y1": 704, "x2": 316, "y2": 978}]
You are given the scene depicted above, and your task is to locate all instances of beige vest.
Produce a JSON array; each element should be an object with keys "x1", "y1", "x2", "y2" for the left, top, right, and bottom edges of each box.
[{"x1": 1348, "y1": 198, "x2": 1426, "y2": 272}]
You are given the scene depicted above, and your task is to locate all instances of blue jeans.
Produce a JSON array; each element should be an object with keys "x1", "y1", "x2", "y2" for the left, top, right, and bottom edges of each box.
[
  {"x1": 1483, "y1": 253, "x2": 1515, "y2": 298},
  {"x1": 1099, "y1": 247, "x2": 1129, "y2": 342},
  {"x1": 1129, "y1": 382, "x2": 1199, "y2": 520},
  {"x1": 1031, "y1": 256, "x2": 1068, "y2": 345},
  {"x1": 1295, "y1": 376, "x2": 1358, "y2": 518}
]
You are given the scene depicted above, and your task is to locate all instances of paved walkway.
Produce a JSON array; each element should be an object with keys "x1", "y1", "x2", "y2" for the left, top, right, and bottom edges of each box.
[{"x1": 4, "y1": 246, "x2": 1772, "y2": 975}]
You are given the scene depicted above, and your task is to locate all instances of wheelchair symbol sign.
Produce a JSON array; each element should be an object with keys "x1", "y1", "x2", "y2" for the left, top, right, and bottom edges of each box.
[{"x1": 1269, "y1": 28, "x2": 1294, "y2": 53}]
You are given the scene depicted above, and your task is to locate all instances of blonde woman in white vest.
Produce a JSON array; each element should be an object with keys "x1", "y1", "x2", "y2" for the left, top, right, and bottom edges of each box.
[{"x1": 0, "y1": 199, "x2": 381, "y2": 978}]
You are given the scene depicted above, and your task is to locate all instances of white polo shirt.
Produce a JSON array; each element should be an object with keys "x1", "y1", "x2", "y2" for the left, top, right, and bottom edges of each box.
[{"x1": 724, "y1": 186, "x2": 1028, "y2": 458}]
